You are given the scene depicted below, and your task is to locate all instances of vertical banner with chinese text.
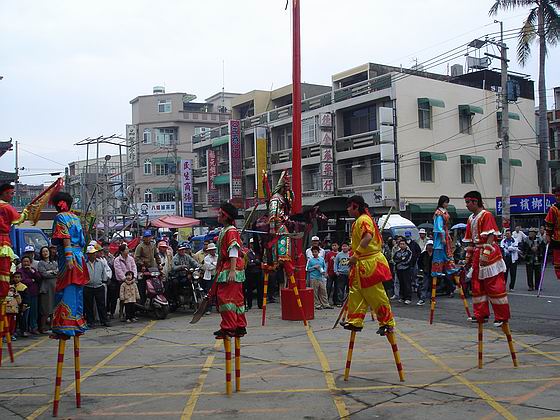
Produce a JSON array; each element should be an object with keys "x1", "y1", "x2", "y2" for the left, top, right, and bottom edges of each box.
[
  {"x1": 207, "y1": 149, "x2": 219, "y2": 206},
  {"x1": 181, "y1": 159, "x2": 194, "y2": 216},
  {"x1": 319, "y1": 113, "x2": 335, "y2": 193},
  {"x1": 254, "y1": 126, "x2": 268, "y2": 199},
  {"x1": 229, "y1": 120, "x2": 243, "y2": 207}
]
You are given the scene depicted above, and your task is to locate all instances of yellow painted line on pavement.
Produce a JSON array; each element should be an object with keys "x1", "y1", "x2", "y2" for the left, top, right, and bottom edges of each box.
[
  {"x1": 306, "y1": 325, "x2": 350, "y2": 419},
  {"x1": 181, "y1": 340, "x2": 221, "y2": 420},
  {"x1": 26, "y1": 320, "x2": 157, "y2": 420},
  {"x1": 398, "y1": 329, "x2": 517, "y2": 420},
  {"x1": 487, "y1": 329, "x2": 560, "y2": 363},
  {"x1": 1, "y1": 336, "x2": 49, "y2": 363}
]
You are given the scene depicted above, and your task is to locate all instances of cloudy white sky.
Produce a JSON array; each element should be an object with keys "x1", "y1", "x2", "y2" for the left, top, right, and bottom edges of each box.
[{"x1": 1, "y1": 0, "x2": 558, "y2": 184}]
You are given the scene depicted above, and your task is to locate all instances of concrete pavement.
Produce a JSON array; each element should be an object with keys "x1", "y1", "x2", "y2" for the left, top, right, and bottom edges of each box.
[{"x1": 1, "y1": 289, "x2": 560, "y2": 420}]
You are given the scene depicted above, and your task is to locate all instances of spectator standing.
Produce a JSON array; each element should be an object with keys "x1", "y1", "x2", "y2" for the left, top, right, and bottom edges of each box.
[
  {"x1": 156, "y1": 241, "x2": 173, "y2": 280},
  {"x1": 500, "y1": 230, "x2": 519, "y2": 291},
  {"x1": 382, "y1": 237, "x2": 395, "y2": 297},
  {"x1": 119, "y1": 270, "x2": 140, "y2": 322},
  {"x1": 537, "y1": 225, "x2": 546, "y2": 242},
  {"x1": 84, "y1": 245, "x2": 110, "y2": 327},
  {"x1": 37, "y1": 246, "x2": 57, "y2": 333},
  {"x1": 194, "y1": 240, "x2": 209, "y2": 265},
  {"x1": 416, "y1": 228, "x2": 428, "y2": 251},
  {"x1": 134, "y1": 230, "x2": 161, "y2": 270},
  {"x1": 512, "y1": 225, "x2": 527, "y2": 244},
  {"x1": 405, "y1": 231, "x2": 421, "y2": 292},
  {"x1": 245, "y1": 239, "x2": 262, "y2": 309},
  {"x1": 11, "y1": 272, "x2": 29, "y2": 337},
  {"x1": 394, "y1": 239, "x2": 413, "y2": 304},
  {"x1": 333, "y1": 242, "x2": 351, "y2": 306},
  {"x1": 391, "y1": 237, "x2": 402, "y2": 299},
  {"x1": 18, "y1": 256, "x2": 41, "y2": 334},
  {"x1": 202, "y1": 243, "x2": 218, "y2": 314},
  {"x1": 22, "y1": 245, "x2": 39, "y2": 269},
  {"x1": 6, "y1": 284, "x2": 21, "y2": 340},
  {"x1": 306, "y1": 246, "x2": 331, "y2": 309},
  {"x1": 305, "y1": 236, "x2": 325, "y2": 260},
  {"x1": 520, "y1": 227, "x2": 544, "y2": 291},
  {"x1": 169, "y1": 232, "x2": 179, "y2": 254},
  {"x1": 113, "y1": 244, "x2": 137, "y2": 320},
  {"x1": 325, "y1": 242, "x2": 339, "y2": 305},
  {"x1": 417, "y1": 240, "x2": 434, "y2": 305}
]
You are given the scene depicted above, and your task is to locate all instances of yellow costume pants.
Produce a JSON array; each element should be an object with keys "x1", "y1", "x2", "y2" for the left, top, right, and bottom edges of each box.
[{"x1": 347, "y1": 280, "x2": 395, "y2": 329}]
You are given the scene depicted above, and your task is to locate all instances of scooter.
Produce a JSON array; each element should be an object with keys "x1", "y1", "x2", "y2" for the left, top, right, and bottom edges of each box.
[
  {"x1": 167, "y1": 267, "x2": 205, "y2": 313},
  {"x1": 137, "y1": 267, "x2": 169, "y2": 319}
]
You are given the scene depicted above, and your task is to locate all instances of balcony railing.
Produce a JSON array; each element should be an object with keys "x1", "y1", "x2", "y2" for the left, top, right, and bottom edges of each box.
[{"x1": 336, "y1": 130, "x2": 380, "y2": 153}]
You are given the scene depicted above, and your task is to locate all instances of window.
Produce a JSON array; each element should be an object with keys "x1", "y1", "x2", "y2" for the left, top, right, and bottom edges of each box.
[
  {"x1": 143, "y1": 128, "x2": 152, "y2": 144},
  {"x1": 461, "y1": 160, "x2": 474, "y2": 184},
  {"x1": 459, "y1": 113, "x2": 473, "y2": 134},
  {"x1": 158, "y1": 100, "x2": 172, "y2": 113},
  {"x1": 156, "y1": 128, "x2": 176, "y2": 146},
  {"x1": 342, "y1": 105, "x2": 377, "y2": 137},
  {"x1": 154, "y1": 161, "x2": 176, "y2": 176},
  {"x1": 198, "y1": 150, "x2": 207, "y2": 167},
  {"x1": 301, "y1": 117, "x2": 316, "y2": 146},
  {"x1": 497, "y1": 117, "x2": 503, "y2": 139},
  {"x1": 420, "y1": 155, "x2": 434, "y2": 182},
  {"x1": 303, "y1": 167, "x2": 320, "y2": 191},
  {"x1": 157, "y1": 192, "x2": 175, "y2": 202},
  {"x1": 371, "y1": 154, "x2": 382, "y2": 184},
  {"x1": 143, "y1": 159, "x2": 152, "y2": 175},
  {"x1": 144, "y1": 189, "x2": 152, "y2": 203},
  {"x1": 418, "y1": 103, "x2": 432, "y2": 129},
  {"x1": 345, "y1": 163, "x2": 353, "y2": 186}
]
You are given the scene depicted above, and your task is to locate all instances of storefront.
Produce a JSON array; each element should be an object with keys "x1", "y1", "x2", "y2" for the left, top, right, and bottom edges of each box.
[{"x1": 496, "y1": 194, "x2": 556, "y2": 229}]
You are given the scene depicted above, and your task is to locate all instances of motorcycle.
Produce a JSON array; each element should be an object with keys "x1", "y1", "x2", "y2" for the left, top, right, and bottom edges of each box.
[
  {"x1": 137, "y1": 267, "x2": 169, "y2": 319},
  {"x1": 166, "y1": 267, "x2": 205, "y2": 313}
]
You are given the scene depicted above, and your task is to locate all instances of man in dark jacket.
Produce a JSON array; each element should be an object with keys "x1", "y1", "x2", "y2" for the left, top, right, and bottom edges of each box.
[{"x1": 245, "y1": 239, "x2": 263, "y2": 309}]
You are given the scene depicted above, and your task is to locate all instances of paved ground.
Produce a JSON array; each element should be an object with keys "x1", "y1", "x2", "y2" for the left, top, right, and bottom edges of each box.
[{"x1": 1, "y1": 269, "x2": 559, "y2": 419}]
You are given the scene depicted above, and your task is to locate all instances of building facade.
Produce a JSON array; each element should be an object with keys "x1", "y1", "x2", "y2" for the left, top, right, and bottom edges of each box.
[{"x1": 191, "y1": 63, "x2": 539, "y2": 235}]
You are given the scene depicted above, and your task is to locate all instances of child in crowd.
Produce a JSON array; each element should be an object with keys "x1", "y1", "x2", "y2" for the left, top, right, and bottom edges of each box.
[
  {"x1": 119, "y1": 271, "x2": 140, "y2": 323},
  {"x1": 306, "y1": 246, "x2": 332, "y2": 310},
  {"x1": 11, "y1": 271, "x2": 29, "y2": 337},
  {"x1": 18, "y1": 255, "x2": 41, "y2": 334},
  {"x1": 5, "y1": 284, "x2": 21, "y2": 341}
]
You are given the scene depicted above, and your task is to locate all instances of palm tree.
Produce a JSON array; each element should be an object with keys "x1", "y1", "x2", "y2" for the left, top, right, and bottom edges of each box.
[{"x1": 489, "y1": 0, "x2": 560, "y2": 193}]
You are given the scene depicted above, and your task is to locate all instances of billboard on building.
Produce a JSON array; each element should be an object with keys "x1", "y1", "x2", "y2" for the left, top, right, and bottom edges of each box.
[
  {"x1": 126, "y1": 124, "x2": 139, "y2": 167},
  {"x1": 254, "y1": 127, "x2": 267, "y2": 199},
  {"x1": 136, "y1": 202, "x2": 177, "y2": 217},
  {"x1": 229, "y1": 120, "x2": 243, "y2": 206},
  {"x1": 207, "y1": 149, "x2": 219, "y2": 206},
  {"x1": 181, "y1": 159, "x2": 194, "y2": 217}
]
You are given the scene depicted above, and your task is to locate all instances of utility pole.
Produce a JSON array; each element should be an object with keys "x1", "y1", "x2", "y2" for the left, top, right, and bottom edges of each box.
[
  {"x1": 14, "y1": 140, "x2": 19, "y2": 200},
  {"x1": 499, "y1": 20, "x2": 511, "y2": 230}
]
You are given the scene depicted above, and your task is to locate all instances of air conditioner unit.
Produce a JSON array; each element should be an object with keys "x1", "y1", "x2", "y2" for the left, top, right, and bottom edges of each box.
[{"x1": 467, "y1": 56, "x2": 490, "y2": 70}]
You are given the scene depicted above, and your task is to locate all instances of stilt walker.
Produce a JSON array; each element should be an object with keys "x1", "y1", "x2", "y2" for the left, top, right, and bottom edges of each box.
[
  {"x1": 454, "y1": 275, "x2": 472, "y2": 319},
  {"x1": 339, "y1": 195, "x2": 404, "y2": 382},
  {"x1": 463, "y1": 191, "x2": 516, "y2": 368},
  {"x1": 544, "y1": 186, "x2": 560, "y2": 281},
  {"x1": 430, "y1": 195, "x2": 460, "y2": 324},
  {"x1": 49, "y1": 191, "x2": 88, "y2": 416}
]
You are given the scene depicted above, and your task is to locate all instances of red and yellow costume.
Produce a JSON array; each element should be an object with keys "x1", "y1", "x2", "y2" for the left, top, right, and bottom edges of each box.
[
  {"x1": 0, "y1": 201, "x2": 27, "y2": 298},
  {"x1": 464, "y1": 209, "x2": 509, "y2": 322},
  {"x1": 544, "y1": 204, "x2": 560, "y2": 279},
  {"x1": 347, "y1": 213, "x2": 395, "y2": 330},
  {"x1": 216, "y1": 225, "x2": 247, "y2": 333}
]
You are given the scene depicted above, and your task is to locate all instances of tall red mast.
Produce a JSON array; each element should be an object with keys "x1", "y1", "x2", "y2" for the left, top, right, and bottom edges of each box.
[{"x1": 291, "y1": 0, "x2": 302, "y2": 214}]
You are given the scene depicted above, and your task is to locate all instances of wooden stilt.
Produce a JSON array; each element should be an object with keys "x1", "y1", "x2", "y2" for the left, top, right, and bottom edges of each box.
[
  {"x1": 0, "y1": 302, "x2": 4, "y2": 367},
  {"x1": 289, "y1": 275, "x2": 308, "y2": 326},
  {"x1": 343, "y1": 330, "x2": 356, "y2": 381},
  {"x1": 477, "y1": 322, "x2": 483, "y2": 369},
  {"x1": 454, "y1": 275, "x2": 472, "y2": 319},
  {"x1": 53, "y1": 339, "x2": 67, "y2": 417},
  {"x1": 332, "y1": 299, "x2": 348, "y2": 329},
  {"x1": 370, "y1": 308, "x2": 376, "y2": 321},
  {"x1": 261, "y1": 272, "x2": 269, "y2": 326},
  {"x1": 429, "y1": 277, "x2": 437, "y2": 325},
  {"x1": 224, "y1": 337, "x2": 232, "y2": 395},
  {"x1": 74, "y1": 336, "x2": 81, "y2": 407},
  {"x1": 501, "y1": 322, "x2": 518, "y2": 367},
  {"x1": 234, "y1": 336, "x2": 241, "y2": 392},
  {"x1": 0, "y1": 302, "x2": 13, "y2": 365},
  {"x1": 386, "y1": 331, "x2": 405, "y2": 382}
]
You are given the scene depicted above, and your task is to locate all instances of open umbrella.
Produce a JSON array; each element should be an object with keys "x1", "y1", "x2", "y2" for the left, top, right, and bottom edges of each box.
[
  {"x1": 451, "y1": 223, "x2": 467, "y2": 230},
  {"x1": 417, "y1": 222, "x2": 434, "y2": 230}
]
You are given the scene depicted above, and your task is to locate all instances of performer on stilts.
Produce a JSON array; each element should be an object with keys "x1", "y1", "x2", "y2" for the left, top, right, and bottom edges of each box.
[
  {"x1": 544, "y1": 186, "x2": 560, "y2": 281},
  {"x1": 50, "y1": 192, "x2": 89, "y2": 416},
  {"x1": 463, "y1": 191, "x2": 517, "y2": 368},
  {"x1": 0, "y1": 183, "x2": 27, "y2": 366},
  {"x1": 340, "y1": 195, "x2": 404, "y2": 382},
  {"x1": 430, "y1": 195, "x2": 469, "y2": 323}
]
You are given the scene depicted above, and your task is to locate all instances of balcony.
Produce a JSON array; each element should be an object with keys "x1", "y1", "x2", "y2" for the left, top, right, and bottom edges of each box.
[{"x1": 336, "y1": 130, "x2": 381, "y2": 161}]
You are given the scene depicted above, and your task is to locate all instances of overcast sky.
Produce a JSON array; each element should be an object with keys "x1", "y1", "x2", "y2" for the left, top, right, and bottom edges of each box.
[{"x1": 1, "y1": 0, "x2": 558, "y2": 184}]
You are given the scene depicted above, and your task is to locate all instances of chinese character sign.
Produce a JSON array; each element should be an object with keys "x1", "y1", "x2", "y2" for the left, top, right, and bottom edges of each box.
[
  {"x1": 181, "y1": 159, "x2": 194, "y2": 216},
  {"x1": 126, "y1": 124, "x2": 138, "y2": 167},
  {"x1": 496, "y1": 194, "x2": 556, "y2": 215},
  {"x1": 207, "y1": 149, "x2": 219, "y2": 206},
  {"x1": 254, "y1": 127, "x2": 268, "y2": 199},
  {"x1": 229, "y1": 120, "x2": 243, "y2": 201}
]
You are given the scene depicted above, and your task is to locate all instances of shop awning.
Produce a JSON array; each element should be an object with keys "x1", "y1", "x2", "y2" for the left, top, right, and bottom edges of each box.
[
  {"x1": 417, "y1": 98, "x2": 445, "y2": 108},
  {"x1": 549, "y1": 161, "x2": 560, "y2": 169},
  {"x1": 461, "y1": 155, "x2": 486, "y2": 164},
  {"x1": 152, "y1": 157, "x2": 178, "y2": 165},
  {"x1": 497, "y1": 111, "x2": 520, "y2": 121},
  {"x1": 149, "y1": 215, "x2": 200, "y2": 228},
  {"x1": 420, "y1": 151, "x2": 447, "y2": 161},
  {"x1": 212, "y1": 135, "x2": 229, "y2": 148},
  {"x1": 409, "y1": 203, "x2": 457, "y2": 214},
  {"x1": 213, "y1": 174, "x2": 230, "y2": 185},
  {"x1": 499, "y1": 158, "x2": 522, "y2": 167},
  {"x1": 459, "y1": 105, "x2": 484, "y2": 115}
]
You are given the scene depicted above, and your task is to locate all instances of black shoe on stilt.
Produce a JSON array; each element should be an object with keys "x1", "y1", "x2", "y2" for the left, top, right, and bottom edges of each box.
[
  {"x1": 376, "y1": 325, "x2": 394, "y2": 336},
  {"x1": 234, "y1": 327, "x2": 247, "y2": 337},
  {"x1": 339, "y1": 321, "x2": 362, "y2": 332},
  {"x1": 213, "y1": 329, "x2": 235, "y2": 339}
]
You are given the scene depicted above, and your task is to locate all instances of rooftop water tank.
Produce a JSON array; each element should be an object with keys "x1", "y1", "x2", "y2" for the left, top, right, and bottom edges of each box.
[{"x1": 153, "y1": 86, "x2": 165, "y2": 94}]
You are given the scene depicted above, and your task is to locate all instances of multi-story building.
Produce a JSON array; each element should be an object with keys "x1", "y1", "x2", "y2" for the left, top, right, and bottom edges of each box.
[
  {"x1": 547, "y1": 87, "x2": 560, "y2": 188},
  {"x1": 192, "y1": 62, "x2": 539, "y2": 235},
  {"x1": 127, "y1": 87, "x2": 238, "y2": 218}
]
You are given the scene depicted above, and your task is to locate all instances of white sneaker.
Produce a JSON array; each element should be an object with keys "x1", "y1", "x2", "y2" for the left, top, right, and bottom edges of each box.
[
  {"x1": 404, "y1": 300, "x2": 411, "y2": 305},
  {"x1": 493, "y1": 320, "x2": 504, "y2": 327},
  {"x1": 416, "y1": 300, "x2": 425, "y2": 306}
]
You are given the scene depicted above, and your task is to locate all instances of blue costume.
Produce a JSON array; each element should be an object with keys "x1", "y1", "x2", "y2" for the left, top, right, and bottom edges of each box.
[
  {"x1": 51, "y1": 212, "x2": 88, "y2": 337},
  {"x1": 432, "y1": 207, "x2": 459, "y2": 277}
]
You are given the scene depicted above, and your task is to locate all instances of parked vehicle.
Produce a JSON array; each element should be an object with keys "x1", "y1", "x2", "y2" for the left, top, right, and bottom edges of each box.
[
  {"x1": 377, "y1": 214, "x2": 419, "y2": 241},
  {"x1": 136, "y1": 267, "x2": 169, "y2": 319},
  {"x1": 10, "y1": 227, "x2": 50, "y2": 258},
  {"x1": 166, "y1": 267, "x2": 204, "y2": 313}
]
